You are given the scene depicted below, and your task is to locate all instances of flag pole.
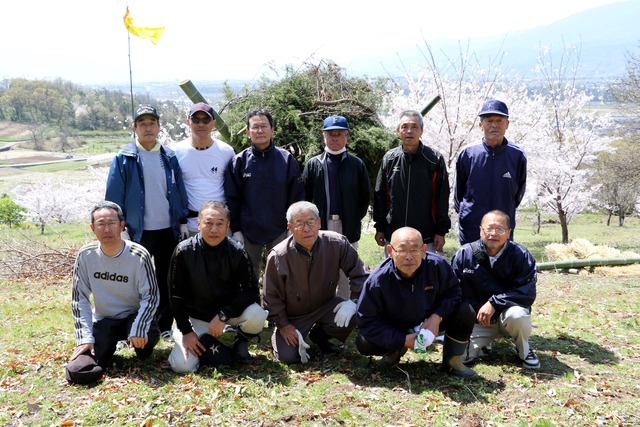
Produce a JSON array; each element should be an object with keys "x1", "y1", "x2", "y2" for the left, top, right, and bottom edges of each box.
[{"x1": 127, "y1": 29, "x2": 135, "y2": 122}]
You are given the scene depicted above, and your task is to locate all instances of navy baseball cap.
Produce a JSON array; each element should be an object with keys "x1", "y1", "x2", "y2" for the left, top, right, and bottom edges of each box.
[
  {"x1": 134, "y1": 105, "x2": 160, "y2": 121},
  {"x1": 478, "y1": 99, "x2": 509, "y2": 117},
  {"x1": 189, "y1": 102, "x2": 214, "y2": 119},
  {"x1": 323, "y1": 115, "x2": 349, "y2": 131}
]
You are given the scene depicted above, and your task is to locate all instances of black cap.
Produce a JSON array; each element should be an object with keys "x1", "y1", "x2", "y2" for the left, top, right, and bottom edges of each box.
[
  {"x1": 134, "y1": 105, "x2": 160, "y2": 121},
  {"x1": 65, "y1": 352, "x2": 104, "y2": 384},
  {"x1": 198, "y1": 334, "x2": 235, "y2": 368}
]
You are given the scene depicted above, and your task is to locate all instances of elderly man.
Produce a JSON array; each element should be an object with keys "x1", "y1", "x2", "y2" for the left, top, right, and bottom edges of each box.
[
  {"x1": 224, "y1": 108, "x2": 305, "y2": 279},
  {"x1": 451, "y1": 210, "x2": 539, "y2": 369},
  {"x1": 263, "y1": 201, "x2": 368, "y2": 364},
  {"x1": 301, "y1": 115, "x2": 371, "y2": 299},
  {"x1": 66, "y1": 201, "x2": 160, "y2": 384},
  {"x1": 355, "y1": 227, "x2": 477, "y2": 378},
  {"x1": 173, "y1": 102, "x2": 236, "y2": 236},
  {"x1": 167, "y1": 201, "x2": 267, "y2": 373},
  {"x1": 373, "y1": 110, "x2": 450, "y2": 253},
  {"x1": 106, "y1": 104, "x2": 189, "y2": 342},
  {"x1": 454, "y1": 99, "x2": 527, "y2": 245}
]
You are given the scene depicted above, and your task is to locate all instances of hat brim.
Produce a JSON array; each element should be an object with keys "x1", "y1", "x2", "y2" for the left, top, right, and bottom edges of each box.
[
  {"x1": 479, "y1": 111, "x2": 509, "y2": 117},
  {"x1": 323, "y1": 126, "x2": 349, "y2": 131}
]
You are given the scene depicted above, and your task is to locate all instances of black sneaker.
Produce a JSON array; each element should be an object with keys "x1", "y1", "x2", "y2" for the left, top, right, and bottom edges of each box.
[
  {"x1": 520, "y1": 348, "x2": 540, "y2": 369},
  {"x1": 376, "y1": 347, "x2": 408, "y2": 370},
  {"x1": 309, "y1": 326, "x2": 342, "y2": 354}
]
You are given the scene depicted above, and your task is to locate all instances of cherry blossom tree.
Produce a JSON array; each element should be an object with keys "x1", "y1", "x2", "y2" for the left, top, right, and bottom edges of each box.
[{"x1": 12, "y1": 177, "x2": 105, "y2": 234}]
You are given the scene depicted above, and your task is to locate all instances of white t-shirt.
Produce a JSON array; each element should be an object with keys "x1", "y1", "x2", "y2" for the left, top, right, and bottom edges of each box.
[{"x1": 173, "y1": 138, "x2": 235, "y2": 231}]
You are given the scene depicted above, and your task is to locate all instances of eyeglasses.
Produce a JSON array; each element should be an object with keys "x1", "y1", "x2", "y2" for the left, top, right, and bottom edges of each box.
[
  {"x1": 291, "y1": 218, "x2": 319, "y2": 229},
  {"x1": 191, "y1": 116, "x2": 213, "y2": 124},
  {"x1": 249, "y1": 124, "x2": 270, "y2": 131},
  {"x1": 94, "y1": 221, "x2": 121, "y2": 230},
  {"x1": 481, "y1": 227, "x2": 509, "y2": 235},
  {"x1": 390, "y1": 245, "x2": 423, "y2": 257}
]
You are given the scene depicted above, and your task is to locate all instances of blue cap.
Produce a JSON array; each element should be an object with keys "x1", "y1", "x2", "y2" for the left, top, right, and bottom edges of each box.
[
  {"x1": 134, "y1": 105, "x2": 160, "y2": 121},
  {"x1": 323, "y1": 115, "x2": 349, "y2": 131},
  {"x1": 478, "y1": 99, "x2": 509, "y2": 117}
]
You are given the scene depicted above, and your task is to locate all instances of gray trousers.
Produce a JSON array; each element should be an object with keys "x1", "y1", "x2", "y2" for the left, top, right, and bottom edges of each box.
[{"x1": 464, "y1": 306, "x2": 532, "y2": 361}]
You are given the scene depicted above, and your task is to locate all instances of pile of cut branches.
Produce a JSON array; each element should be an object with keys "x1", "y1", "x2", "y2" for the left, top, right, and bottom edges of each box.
[{"x1": 0, "y1": 234, "x2": 77, "y2": 281}]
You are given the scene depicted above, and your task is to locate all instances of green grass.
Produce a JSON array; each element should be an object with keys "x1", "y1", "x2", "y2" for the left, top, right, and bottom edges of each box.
[{"x1": 1, "y1": 218, "x2": 639, "y2": 426}]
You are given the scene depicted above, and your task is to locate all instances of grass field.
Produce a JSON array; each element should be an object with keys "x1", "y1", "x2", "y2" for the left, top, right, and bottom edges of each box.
[{"x1": 0, "y1": 218, "x2": 639, "y2": 426}]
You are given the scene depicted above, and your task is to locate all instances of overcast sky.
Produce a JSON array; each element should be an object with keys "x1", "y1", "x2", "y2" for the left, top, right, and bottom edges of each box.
[{"x1": 0, "y1": 0, "x2": 628, "y2": 85}]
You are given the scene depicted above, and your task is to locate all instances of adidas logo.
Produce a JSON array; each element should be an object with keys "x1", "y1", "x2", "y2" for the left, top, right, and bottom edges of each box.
[
  {"x1": 93, "y1": 271, "x2": 129, "y2": 283},
  {"x1": 503, "y1": 172, "x2": 512, "y2": 179}
]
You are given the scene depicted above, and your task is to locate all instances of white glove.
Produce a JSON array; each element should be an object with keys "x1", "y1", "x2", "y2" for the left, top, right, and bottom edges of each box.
[
  {"x1": 333, "y1": 300, "x2": 357, "y2": 328},
  {"x1": 295, "y1": 330, "x2": 311, "y2": 363},
  {"x1": 231, "y1": 231, "x2": 245, "y2": 247},
  {"x1": 419, "y1": 329, "x2": 435, "y2": 347},
  {"x1": 120, "y1": 228, "x2": 131, "y2": 241},
  {"x1": 179, "y1": 224, "x2": 189, "y2": 241}
]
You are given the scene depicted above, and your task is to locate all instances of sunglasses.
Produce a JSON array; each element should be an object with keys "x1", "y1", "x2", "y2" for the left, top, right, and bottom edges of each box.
[{"x1": 191, "y1": 116, "x2": 213, "y2": 124}]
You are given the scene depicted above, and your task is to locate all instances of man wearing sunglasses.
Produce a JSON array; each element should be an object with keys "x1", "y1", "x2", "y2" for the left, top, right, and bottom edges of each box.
[
  {"x1": 173, "y1": 102, "x2": 236, "y2": 236},
  {"x1": 451, "y1": 210, "x2": 539, "y2": 369}
]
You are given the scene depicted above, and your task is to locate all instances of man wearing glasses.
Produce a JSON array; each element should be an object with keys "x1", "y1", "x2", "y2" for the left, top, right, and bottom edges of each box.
[
  {"x1": 225, "y1": 108, "x2": 305, "y2": 280},
  {"x1": 66, "y1": 201, "x2": 160, "y2": 384},
  {"x1": 454, "y1": 99, "x2": 527, "y2": 245},
  {"x1": 174, "y1": 102, "x2": 236, "y2": 236},
  {"x1": 263, "y1": 201, "x2": 368, "y2": 364},
  {"x1": 355, "y1": 227, "x2": 478, "y2": 378},
  {"x1": 451, "y1": 210, "x2": 539, "y2": 369}
]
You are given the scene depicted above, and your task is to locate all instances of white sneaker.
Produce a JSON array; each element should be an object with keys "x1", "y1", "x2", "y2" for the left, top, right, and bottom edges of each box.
[
  {"x1": 520, "y1": 348, "x2": 540, "y2": 369},
  {"x1": 160, "y1": 330, "x2": 175, "y2": 343}
]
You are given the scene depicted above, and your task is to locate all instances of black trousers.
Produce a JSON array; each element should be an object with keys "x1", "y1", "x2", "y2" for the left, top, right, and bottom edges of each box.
[
  {"x1": 140, "y1": 227, "x2": 178, "y2": 332},
  {"x1": 356, "y1": 302, "x2": 476, "y2": 356},
  {"x1": 93, "y1": 313, "x2": 160, "y2": 369}
]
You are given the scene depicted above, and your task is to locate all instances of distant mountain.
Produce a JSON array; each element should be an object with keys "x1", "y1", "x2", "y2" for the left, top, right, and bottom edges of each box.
[{"x1": 359, "y1": 0, "x2": 639, "y2": 81}]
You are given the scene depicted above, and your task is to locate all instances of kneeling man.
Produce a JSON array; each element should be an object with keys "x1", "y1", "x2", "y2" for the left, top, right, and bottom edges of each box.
[
  {"x1": 451, "y1": 210, "x2": 539, "y2": 369},
  {"x1": 356, "y1": 227, "x2": 477, "y2": 378},
  {"x1": 168, "y1": 201, "x2": 267, "y2": 373},
  {"x1": 263, "y1": 201, "x2": 368, "y2": 364}
]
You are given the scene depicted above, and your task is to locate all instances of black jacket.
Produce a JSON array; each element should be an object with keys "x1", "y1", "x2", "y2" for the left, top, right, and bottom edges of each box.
[
  {"x1": 302, "y1": 151, "x2": 371, "y2": 243},
  {"x1": 168, "y1": 235, "x2": 260, "y2": 335},
  {"x1": 373, "y1": 142, "x2": 451, "y2": 243}
]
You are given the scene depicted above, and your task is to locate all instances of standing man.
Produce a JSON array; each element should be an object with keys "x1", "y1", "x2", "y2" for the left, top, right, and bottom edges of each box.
[
  {"x1": 301, "y1": 115, "x2": 370, "y2": 299},
  {"x1": 263, "y1": 201, "x2": 368, "y2": 364},
  {"x1": 454, "y1": 99, "x2": 527, "y2": 245},
  {"x1": 355, "y1": 227, "x2": 477, "y2": 378},
  {"x1": 225, "y1": 108, "x2": 305, "y2": 279},
  {"x1": 167, "y1": 201, "x2": 267, "y2": 373},
  {"x1": 373, "y1": 110, "x2": 450, "y2": 253},
  {"x1": 106, "y1": 104, "x2": 189, "y2": 342},
  {"x1": 65, "y1": 201, "x2": 160, "y2": 384},
  {"x1": 451, "y1": 210, "x2": 539, "y2": 369},
  {"x1": 173, "y1": 102, "x2": 236, "y2": 235}
]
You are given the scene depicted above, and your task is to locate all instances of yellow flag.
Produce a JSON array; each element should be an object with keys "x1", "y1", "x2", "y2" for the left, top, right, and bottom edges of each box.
[{"x1": 123, "y1": 7, "x2": 164, "y2": 45}]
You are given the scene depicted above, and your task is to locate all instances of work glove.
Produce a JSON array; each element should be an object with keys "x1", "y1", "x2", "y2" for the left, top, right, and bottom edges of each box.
[
  {"x1": 179, "y1": 224, "x2": 189, "y2": 241},
  {"x1": 295, "y1": 329, "x2": 311, "y2": 363},
  {"x1": 231, "y1": 231, "x2": 245, "y2": 248},
  {"x1": 418, "y1": 329, "x2": 435, "y2": 347},
  {"x1": 333, "y1": 300, "x2": 357, "y2": 328}
]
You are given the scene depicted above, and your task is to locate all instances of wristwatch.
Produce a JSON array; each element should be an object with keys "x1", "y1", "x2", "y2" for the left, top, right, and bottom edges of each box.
[{"x1": 218, "y1": 311, "x2": 229, "y2": 322}]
